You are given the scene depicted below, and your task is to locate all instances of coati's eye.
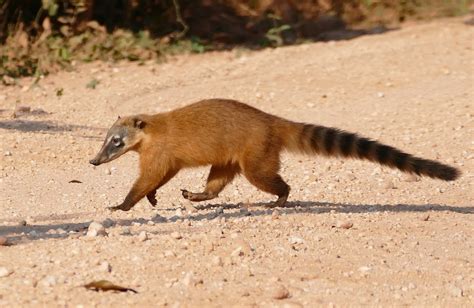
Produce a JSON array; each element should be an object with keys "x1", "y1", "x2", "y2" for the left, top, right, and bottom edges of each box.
[{"x1": 112, "y1": 136, "x2": 122, "y2": 147}]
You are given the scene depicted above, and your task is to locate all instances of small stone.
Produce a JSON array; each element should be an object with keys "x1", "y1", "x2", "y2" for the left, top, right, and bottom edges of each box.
[
  {"x1": 358, "y1": 266, "x2": 372, "y2": 273},
  {"x1": 137, "y1": 231, "x2": 148, "y2": 242},
  {"x1": 239, "y1": 207, "x2": 251, "y2": 216},
  {"x1": 215, "y1": 206, "x2": 224, "y2": 215},
  {"x1": 28, "y1": 230, "x2": 39, "y2": 237},
  {"x1": 15, "y1": 106, "x2": 31, "y2": 113},
  {"x1": 272, "y1": 285, "x2": 290, "y2": 300},
  {"x1": 86, "y1": 221, "x2": 107, "y2": 237},
  {"x1": 0, "y1": 236, "x2": 9, "y2": 246},
  {"x1": 272, "y1": 209, "x2": 280, "y2": 220},
  {"x1": 4, "y1": 151, "x2": 12, "y2": 157},
  {"x1": 98, "y1": 261, "x2": 111, "y2": 272},
  {"x1": 170, "y1": 231, "x2": 182, "y2": 240},
  {"x1": 383, "y1": 179, "x2": 396, "y2": 189},
  {"x1": 18, "y1": 220, "x2": 27, "y2": 226},
  {"x1": 105, "y1": 168, "x2": 112, "y2": 175},
  {"x1": 102, "y1": 218, "x2": 115, "y2": 228},
  {"x1": 447, "y1": 285, "x2": 463, "y2": 297},
  {"x1": 211, "y1": 256, "x2": 223, "y2": 266},
  {"x1": 0, "y1": 267, "x2": 13, "y2": 278},
  {"x1": 164, "y1": 250, "x2": 176, "y2": 258},
  {"x1": 182, "y1": 271, "x2": 202, "y2": 287},
  {"x1": 289, "y1": 236, "x2": 304, "y2": 245},
  {"x1": 420, "y1": 214, "x2": 430, "y2": 221},
  {"x1": 404, "y1": 174, "x2": 420, "y2": 182},
  {"x1": 336, "y1": 221, "x2": 353, "y2": 229},
  {"x1": 121, "y1": 227, "x2": 131, "y2": 235},
  {"x1": 377, "y1": 92, "x2": 385, "y2": 98},
  {"x1": 175, "y1": 208, "x2": 183, "y2": 217},
  {"x1": 231, "y1": 247, "x2": 244, "y2": 258},
  {"x1": 39, "y1": 275, "x2": 56, "y2": 287}
]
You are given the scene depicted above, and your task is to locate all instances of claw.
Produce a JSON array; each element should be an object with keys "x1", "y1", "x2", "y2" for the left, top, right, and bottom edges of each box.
[
  {"x1": 181, "y1": 189, "x2": 190, "y2": 199},
  {"x1": 107, "y1": 204, "x2": 131, "y2": 212},
  {"x1": 146, "y1": 193, "x2": 157, "y2": 207}
]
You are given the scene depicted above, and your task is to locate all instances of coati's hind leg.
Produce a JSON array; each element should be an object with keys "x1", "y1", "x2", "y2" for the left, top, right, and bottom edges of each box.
[
  {"x1": 146, "y1": 169, "x2": 179, "y2": 206},
  {"x1": 182, "y1": 164, "x2": 240, "y2": 202},
  {"x1": 241, "y1": 152, "x2": 290, "y2": 208}
]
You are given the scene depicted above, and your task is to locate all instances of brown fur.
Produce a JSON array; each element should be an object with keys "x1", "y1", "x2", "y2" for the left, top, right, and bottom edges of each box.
[{"x1": 91, "y1": 99, "x2": 460, "y2": 211}]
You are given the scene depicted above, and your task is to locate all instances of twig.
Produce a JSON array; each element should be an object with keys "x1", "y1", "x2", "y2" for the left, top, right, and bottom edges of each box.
[{"x1": 172, "y1": 0, "x2": 188, "y2": 39}]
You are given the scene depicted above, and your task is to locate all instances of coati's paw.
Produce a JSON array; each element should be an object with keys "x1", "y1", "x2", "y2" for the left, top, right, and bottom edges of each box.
[
  {"x1": 146, "y1": 191, "x2": 157, "y2": 207},
  {"x1": 181, "y1": 189, "x2": 191, "y2": 200},
  {"x1": 181, "y1": 189, "x2": 203, "y2": 201},
  {"x1": 107, "y1": 204, "x2": 132, "y2": 211}
]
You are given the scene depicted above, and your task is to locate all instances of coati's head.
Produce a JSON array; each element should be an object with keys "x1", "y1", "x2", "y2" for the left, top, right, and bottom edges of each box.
[{"x1": 89, "y1": 115, "x2": 147, "y2": 166}]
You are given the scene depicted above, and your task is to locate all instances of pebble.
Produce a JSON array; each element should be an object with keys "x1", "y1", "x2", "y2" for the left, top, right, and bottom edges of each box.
[
  {"x1": 182, "y1": 271, "x2": 202, "y2": 287},
  {"x1": 4, "y1": 151, "x2": 12, "y2": 157},
  {"x1": 211, "y1": 256, "x2": 223, "y2": 266},
  {"x1": 0, "y1": 267, "x2": 13, "y2": 278},
  {"x1": 137, "y1": 231, "x2": 148, "y2": 242},
  {"x1": 0, "y1": 236, "x2": 9, "y2": 246},
  {"x1": 447, "y1": 284, "x2": 463, "y2": 297},
  {"x1": 164, "y1": 250, "x2": 176, "y2": 258},
  {"x1": 404, "y1": 174, "x2": 419, "y2": 182},
  {"x1": 336, "y1": 221, "x2": 353, "y2": 229},
  {"x1": 105, "y1": 168, "x2": 112, "y2": 175},
  {"x1": 272, "y1": 285, "x2": 290, "y2": 300},
  {"x1": 39, "y1": 275, "x2": 56, "y2": 287},
  {"x1": 86, "y1": 221, "x2": 107, "y2": 237},
  {"x1": 272, "y1": 209, "x2": 280, "y2": 220},
  {"x1": 102, "y1": 218, "x2": 115, "y2": 228},
  {"x1": 383, "y1": 179, "x2": 396, "y2": 189},
  {"x1": 14, "y1": 105, "x2": 31, "y2": 113},
  {"x1": 175, "y1": 208, "x2": 183, "y2": 217},
  {"x1": 170, "y1": 231, "x2": 182, "y2": 240},
  {"x1": 98, "y1": 261, "x2": 112, "y2": 272},
  {"x1": 358, "y1": 266, "x2": 372, "y2": 273},
  {"x1": 289, "y1": 236, "x2": 304, "y2": 245},
  {"x1": 121, "y1": 227, "x2": 131, "y2": 235},
  {"x1": 420, "y1": 214, "x2": 430, "y2": 221}
]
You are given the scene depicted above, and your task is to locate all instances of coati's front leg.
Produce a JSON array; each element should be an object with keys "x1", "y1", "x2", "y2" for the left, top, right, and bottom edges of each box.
[
  {"x1": 146, "y1": 169, "x2": 179, "y2": 207},
  {"x1": 110, "y1": 168, "x2": 178, "y2": 211},
  {"x1": 182, "y1": 164, "x2": 240, "y2": 202}
]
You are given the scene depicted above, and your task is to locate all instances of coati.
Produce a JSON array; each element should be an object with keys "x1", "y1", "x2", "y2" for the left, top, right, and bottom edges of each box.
[{"x1": 90, "y1": 99, "x2": 460, "y2": 211}]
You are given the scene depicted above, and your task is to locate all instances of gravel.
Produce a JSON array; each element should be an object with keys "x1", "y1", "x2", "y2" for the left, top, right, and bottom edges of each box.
[{"x1": 0, "y1": 17, "x2": 472, "y2": 307}]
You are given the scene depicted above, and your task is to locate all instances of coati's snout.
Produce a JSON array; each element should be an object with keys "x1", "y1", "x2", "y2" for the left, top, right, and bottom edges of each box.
[{"x1": 90, "y1": 116, "x2": 146, "y2": 166}]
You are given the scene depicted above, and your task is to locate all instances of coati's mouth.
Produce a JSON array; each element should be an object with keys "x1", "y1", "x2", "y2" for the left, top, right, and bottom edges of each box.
[{"x1": 89, "y1": 158, "x2": 101, "y2": 166}]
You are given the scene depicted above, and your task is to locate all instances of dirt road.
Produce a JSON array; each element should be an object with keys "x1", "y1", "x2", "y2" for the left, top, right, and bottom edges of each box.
[{"x1": 1, "y1": 17, "x2": 473, "y2": 307}]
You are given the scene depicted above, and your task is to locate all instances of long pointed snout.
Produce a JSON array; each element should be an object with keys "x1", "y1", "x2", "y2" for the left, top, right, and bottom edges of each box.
[
  {"x1": 89, "y1": 146, "x2": 108, "y2": 166},
  {"x1": 89, "y1": 158, "x2": 101, "y2": 166}
]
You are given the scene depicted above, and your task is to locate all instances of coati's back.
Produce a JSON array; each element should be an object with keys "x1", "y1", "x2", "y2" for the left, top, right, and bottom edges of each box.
[{"x1": 155, "y1": 99, "x2": 285, "y2": 167}]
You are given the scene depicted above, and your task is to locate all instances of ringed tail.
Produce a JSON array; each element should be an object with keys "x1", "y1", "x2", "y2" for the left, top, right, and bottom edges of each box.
[{"x1": 281, "y1": 122, "x2": 460, "y2": 181}]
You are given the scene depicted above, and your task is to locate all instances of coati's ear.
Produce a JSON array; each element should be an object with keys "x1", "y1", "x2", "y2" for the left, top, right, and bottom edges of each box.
[{"x1": 133, "y1": 117, "x2": 146, "y2": 129}]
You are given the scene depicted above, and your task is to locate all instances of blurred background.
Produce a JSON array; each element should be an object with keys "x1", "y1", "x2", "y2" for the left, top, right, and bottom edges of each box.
[{"x1": 1, "y1": 0, "x2": 472, "y2": 79}]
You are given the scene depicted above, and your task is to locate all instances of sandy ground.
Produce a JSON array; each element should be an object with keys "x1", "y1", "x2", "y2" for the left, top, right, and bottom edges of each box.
[{"x1": 0, "y1": 17, "x2": 473, "y2": 307}]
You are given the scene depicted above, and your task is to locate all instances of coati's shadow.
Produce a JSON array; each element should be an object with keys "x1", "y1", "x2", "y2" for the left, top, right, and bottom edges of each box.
[
  {"x1": 0, "y1": 119, "x2": 106, "y2": 140},
  {"x1": 1, "y1": 201, "x2": 472, "y2": 244}
]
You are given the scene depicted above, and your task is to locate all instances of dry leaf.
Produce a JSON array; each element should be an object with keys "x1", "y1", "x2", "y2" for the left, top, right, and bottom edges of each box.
[{"x1": 84, "y1": 280, "x2": 138, "y2": 293}]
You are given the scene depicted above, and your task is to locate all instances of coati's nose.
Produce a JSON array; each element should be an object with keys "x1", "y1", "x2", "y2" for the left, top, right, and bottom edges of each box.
[{"x1": 89, "y1": 158, "x2": 100, "y2": 166}]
